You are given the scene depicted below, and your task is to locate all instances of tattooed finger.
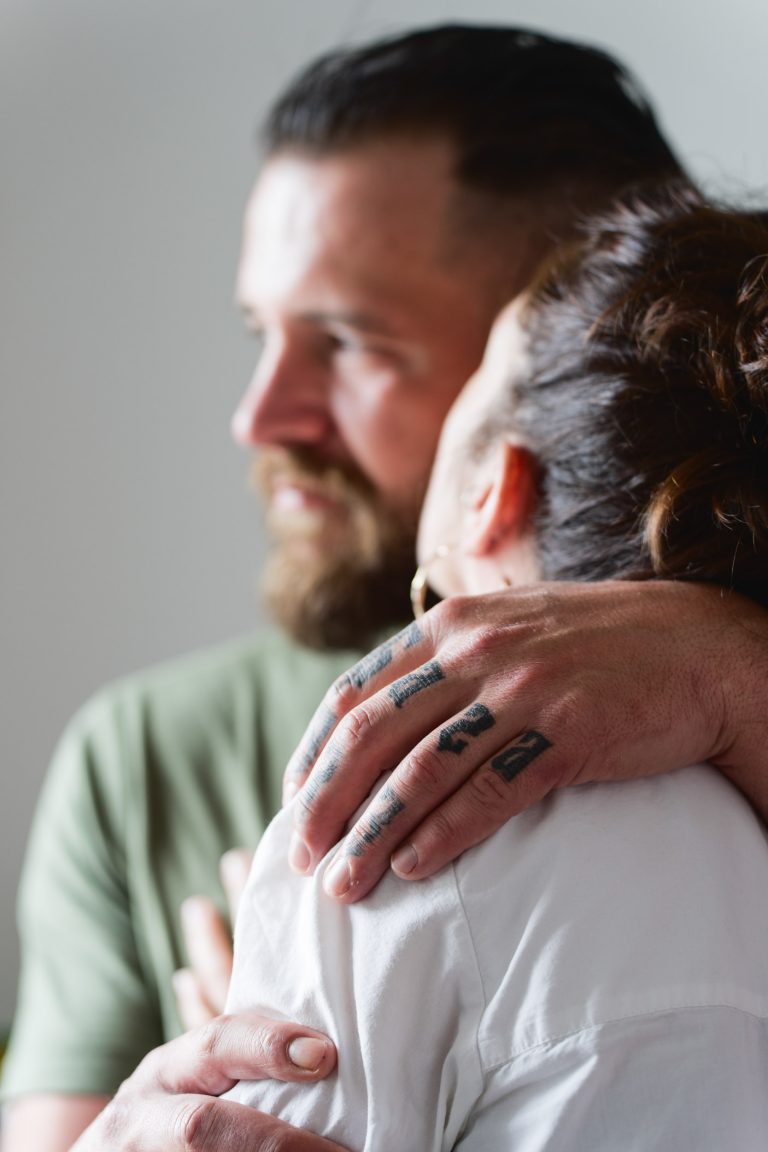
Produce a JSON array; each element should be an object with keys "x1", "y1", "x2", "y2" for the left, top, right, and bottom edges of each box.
[
  {"x1": 388, "y1": 661, "x2": 445, "y2": 709},
  {"x1": 491, "y1": 730, "x2": 553, "y2": 783}
]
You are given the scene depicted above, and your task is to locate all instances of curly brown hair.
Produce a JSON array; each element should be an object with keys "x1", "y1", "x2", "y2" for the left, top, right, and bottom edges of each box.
[{"x1": 503, "y1": 182, "x2": 768, "y2": 605}]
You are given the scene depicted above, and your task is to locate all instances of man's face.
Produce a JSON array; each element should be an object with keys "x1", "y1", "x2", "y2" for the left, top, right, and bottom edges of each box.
[{"x1": 233, "y1": 138, "x2": 512, "y2": 647}]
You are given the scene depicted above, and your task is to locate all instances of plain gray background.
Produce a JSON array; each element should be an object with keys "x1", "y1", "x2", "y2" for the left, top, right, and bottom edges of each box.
[{"x1": 2, "y1": 0, "x2": 767, "y2": 1029}]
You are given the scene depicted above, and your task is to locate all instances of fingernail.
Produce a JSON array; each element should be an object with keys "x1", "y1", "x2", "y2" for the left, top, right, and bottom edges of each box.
[
  {"x1": 289, "y1": 833, "x2": 311, "y2": 875},
  {"x1": 324, "y1": 856, "x2": 351, "y2": 898},
  {"x1": 288, "y1": 1036, "x2": 327, "y2": 1071},
  {"x1": 391, "y1": 843, "x2": 418, "y2": 876}
]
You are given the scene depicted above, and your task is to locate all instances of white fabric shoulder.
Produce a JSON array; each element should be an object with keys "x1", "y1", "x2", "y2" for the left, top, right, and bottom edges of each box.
[{"x1": 225, "y1": 765, "x2": 768, "y2": 1151}]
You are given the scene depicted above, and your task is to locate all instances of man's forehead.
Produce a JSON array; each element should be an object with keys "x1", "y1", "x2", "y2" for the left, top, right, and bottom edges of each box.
[
  {"x1": 244, "y1": 138, "x2": 458, "y2": 236},
  {"x1": 236, "y1": 137, "x2": 484, "y2": 323}
]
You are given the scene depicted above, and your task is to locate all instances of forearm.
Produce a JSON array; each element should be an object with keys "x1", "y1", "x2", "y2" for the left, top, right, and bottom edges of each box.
[{"x1": 1, "y1": 1095, "x2": 108, "y2": 1152}]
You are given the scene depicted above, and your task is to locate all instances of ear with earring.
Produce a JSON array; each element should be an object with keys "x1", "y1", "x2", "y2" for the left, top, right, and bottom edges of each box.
[
  {"x1": 410, "y1": 543, "x2": 454, "y2": 619},
  {"x1": 409, "y1": 543, "x2": 512, "y2": 620}
]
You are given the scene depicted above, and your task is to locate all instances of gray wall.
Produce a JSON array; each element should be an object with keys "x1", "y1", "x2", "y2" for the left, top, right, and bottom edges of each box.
[{"x1": 1, "y1": 0, "x2": 767, "y2": 1027}]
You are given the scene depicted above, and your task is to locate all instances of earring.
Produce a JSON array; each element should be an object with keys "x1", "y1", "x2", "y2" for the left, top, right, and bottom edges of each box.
[{"x1": 410, "y1": 544, "x2": 453, "y2": 619}]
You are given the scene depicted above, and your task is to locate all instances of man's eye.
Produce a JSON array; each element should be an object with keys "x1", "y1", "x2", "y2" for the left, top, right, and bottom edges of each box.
[
  {"x1": 326, "y1": 332, "x2": 395, "y2": 360},
  {"x1": 326, "y1": 332, "x2": 363, "y2": 354}
]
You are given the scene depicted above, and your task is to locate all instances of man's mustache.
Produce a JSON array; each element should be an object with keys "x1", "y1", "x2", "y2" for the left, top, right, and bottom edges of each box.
[{"x1": 252, "y1": 447, "x2": 377, "y2": 506}]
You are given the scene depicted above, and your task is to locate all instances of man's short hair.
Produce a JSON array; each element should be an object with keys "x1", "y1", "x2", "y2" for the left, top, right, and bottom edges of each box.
[{"x1": 263, "y1": 24, "x2": 684, "y2": 198}]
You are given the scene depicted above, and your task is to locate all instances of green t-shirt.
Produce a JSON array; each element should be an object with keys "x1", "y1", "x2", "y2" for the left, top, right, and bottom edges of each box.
[{"x1": 2, "y1": 629, "x2": 360, "y2": 1099}]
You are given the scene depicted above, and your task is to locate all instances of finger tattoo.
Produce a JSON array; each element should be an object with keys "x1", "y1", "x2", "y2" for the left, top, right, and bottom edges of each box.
[
  {"x1": 388, "y1": 661, "x2": 445, "y2": 709},
  {"x1": 399, "y1": 621, "x2": 424, "y2": 650},
  {"x1": 345, "y1": 623, "x2": 425, "y2": 690},
  {"x1": 491, "y1": 731, "x2": 552, "y2": 782},
  {"x1": 290, "y1": 705, "x2": 337, "y2": 778},
  {"x1": 437, "y1": 703, "x2": 496, "y2": 755},
  {"x1": 299, "y1": 749, "x2": 343, "y2": 812},
  {"x1": 346, "y1": 784, "x2": 406, "y2": 856},
  {"x1": 346, "y1": 642, "x2": 395, "y2": 690}
]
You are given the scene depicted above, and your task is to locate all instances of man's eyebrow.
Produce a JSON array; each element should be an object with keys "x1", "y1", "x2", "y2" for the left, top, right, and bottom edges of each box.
[
  {"x1": 236, "y1": 303, "x2": 398, "y2": 338},
  {"x1": 298, "y1": 309, "x2": 396, "y2": 336}
]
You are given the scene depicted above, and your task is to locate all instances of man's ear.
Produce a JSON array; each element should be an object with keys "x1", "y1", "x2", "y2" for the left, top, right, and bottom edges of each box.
[{"x1": 463, "y1": 442, "x2": 537, "y2": 557}]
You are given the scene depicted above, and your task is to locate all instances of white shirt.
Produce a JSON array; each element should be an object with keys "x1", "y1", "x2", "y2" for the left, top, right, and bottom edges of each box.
[{"x1": 224, "y1": 765, "x2": 768, "y2": 1150}]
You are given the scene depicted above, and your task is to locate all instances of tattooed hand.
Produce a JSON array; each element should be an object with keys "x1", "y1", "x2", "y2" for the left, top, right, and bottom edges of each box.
[{"x1": 283, "y1": 581, "x2": 768, "y2": 901}]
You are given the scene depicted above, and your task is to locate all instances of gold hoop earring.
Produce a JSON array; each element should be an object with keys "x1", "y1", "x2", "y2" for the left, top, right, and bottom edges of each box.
[{"x1": 410, "y1": 544, "x2": 453, "y2": 619}]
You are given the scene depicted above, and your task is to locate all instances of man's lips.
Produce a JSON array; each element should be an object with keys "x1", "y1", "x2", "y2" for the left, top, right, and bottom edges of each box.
[{"x1": 269, "y1": 479, "x2": 344, "y2": 515}]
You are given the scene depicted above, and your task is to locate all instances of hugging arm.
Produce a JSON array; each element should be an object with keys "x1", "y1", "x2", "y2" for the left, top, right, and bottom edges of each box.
[
  {"x1": 2, "y1": 1014, "x2": 340, "y2": 1152},
  {"x1": 285, "y1": 581, "x2": 768, "y2": 900},
  {"x1": 68, "y1": 1014, "x2": 342, "y2": 1152}
]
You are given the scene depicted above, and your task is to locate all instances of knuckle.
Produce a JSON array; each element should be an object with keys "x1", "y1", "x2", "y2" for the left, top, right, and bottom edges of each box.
[
  {"x1": 468, "y1": 764, "x2": 517, "y2": 811},
  {"x1": 179, "y1": 1097, "x2": 221, "y2": 1149},
  {"x1": 132, "y1": 1040, "x2": 169, "y2": 1088},
  {"x1": 420, "y1": 803, "x2": 465, "y2": 852},
  {"x1": 248, "y1": 1022, "x2": 286, "y2": 1073},
  {"x1": 195, "y1": 1015, "x2": 229, "y2": 1064},
  {"x1": 328, "y1": 669, "x2": 358, "y2": 710},
  {"x1": 430, "y1": 593, "x2": 470, "y2": 632},
  {"x1": 96, "y1": 1096, "x2": 134, "y2": 1145},
  {"x1": 401, "y1": 743, "x2": 450, "y2": 797},
  {"x1": 335, "y1": 701, "x2": 379, "y2": 749}
]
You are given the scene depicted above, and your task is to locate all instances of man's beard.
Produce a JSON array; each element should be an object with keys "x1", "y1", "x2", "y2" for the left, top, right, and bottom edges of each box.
[{"x1": 254, "y1": 448, "x2": 419, "y2": 651}]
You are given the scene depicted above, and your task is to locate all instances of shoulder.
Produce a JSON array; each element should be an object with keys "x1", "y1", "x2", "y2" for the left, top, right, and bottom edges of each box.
[
  {"x1": 34, "y1": 630, "x2": 360, "y2": 850},
  {"x1": 65, "y1": 629, "x2": 358, "y2": 770},
  {"x1": 79, "y1": 628, "x2": 357, "y2": 729},
  {"x1": 456, "y1": 766, "x2": 768, "y2": 1065}
]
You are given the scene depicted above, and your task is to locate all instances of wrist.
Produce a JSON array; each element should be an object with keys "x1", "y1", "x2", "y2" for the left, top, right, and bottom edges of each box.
[{"x1": 706, "y1": 591, "x2": 768, "y2": 821}]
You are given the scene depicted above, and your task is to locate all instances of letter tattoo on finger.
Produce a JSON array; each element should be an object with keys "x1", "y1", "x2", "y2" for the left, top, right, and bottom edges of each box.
[
  {"x1": 491, "y1": 731, "x2": 552, "y2": 782},
  {"x1": 346, "y1": 642, "x2": 395, "y2": 690},
  {"x1": 346, "y1": 784, "x2": 406, "y2": 856},
  {"x1": 437, "y1": 703, "x2": 496, "y2": 755},
  {"x1": 399, "y1": 621, "x2": 424, "y2": 650},
  {"x1": 345, "y1": 623, "x2": 425, "y2": 691},
  {"x1": 388, "y1": 661, "x2": 445, "y2": 709},
  {"x1": 298, "y1": 748, "x2": 343, "y2": 814},
  {"x1": 290, "y1": 705, "x2": 337, "y2": 778}
]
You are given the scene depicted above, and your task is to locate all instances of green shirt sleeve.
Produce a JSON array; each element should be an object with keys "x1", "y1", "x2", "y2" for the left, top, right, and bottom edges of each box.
[{"x1": 2, "y1": 692, "x2": 163, "y2": 1098}]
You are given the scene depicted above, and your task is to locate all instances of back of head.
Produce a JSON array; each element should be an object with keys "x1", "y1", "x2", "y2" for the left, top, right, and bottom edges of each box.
[
  {"x1": 264, "y1": 24, "x2": 684, "y2": 213},
  {"x1": 512, "y1": 183, "x2": 768, "y2": 606}
]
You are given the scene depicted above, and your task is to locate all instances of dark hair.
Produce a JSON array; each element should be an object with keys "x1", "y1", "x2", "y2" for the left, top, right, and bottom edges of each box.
[
  {"x1": 505, "y1": 183, "x2": 768, "y2": 605},
  {"x1": 264, "y1": 24, "x2": 684, "y2": 201}
]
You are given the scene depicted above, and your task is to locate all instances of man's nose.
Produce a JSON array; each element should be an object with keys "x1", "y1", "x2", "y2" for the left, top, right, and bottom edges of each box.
[{"x1": 231, "y1": 342, "x2": 332, "y2": 448}]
